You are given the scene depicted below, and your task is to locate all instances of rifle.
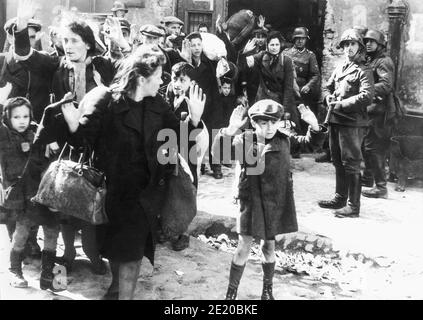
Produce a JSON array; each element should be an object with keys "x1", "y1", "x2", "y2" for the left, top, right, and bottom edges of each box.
[{"x1": 323, "y1": 97, "x2": 355, "y2": 128}]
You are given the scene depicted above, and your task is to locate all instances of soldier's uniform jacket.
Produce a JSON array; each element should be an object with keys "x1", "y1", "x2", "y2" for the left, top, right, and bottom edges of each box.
[
  {"x1": 365, "y1": 50, "x2": 395, "y2": 118},
  {"x1": 322, "y1": 59, "x2": 374, "y2": 127},
  {"x1": 283, "y1": 47, "x2": 320, "y2": 95}
]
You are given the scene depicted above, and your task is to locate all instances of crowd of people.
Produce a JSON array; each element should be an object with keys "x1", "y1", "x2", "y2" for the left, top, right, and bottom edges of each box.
[{"x1": 0, "y1": 0, "x2": 398, "y2": 300}]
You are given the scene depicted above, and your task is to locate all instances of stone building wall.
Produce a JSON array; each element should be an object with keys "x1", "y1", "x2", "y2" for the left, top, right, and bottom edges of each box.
[
  {"x1": 5, "y1": 0, "x2": 174, "y2": 32},
  {"x1": 400, "y1": 0, "x2": 423, "y2": 113},
  {"x1": 321, "y1": 0, "x2": 389, "y2": 83}
]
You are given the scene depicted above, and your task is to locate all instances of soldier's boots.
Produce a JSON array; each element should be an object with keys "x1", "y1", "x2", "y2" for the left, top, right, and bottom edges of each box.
[
  {"x1": 362, "y1": 186, "x2": 388, "y2": 199},
  {"x1": 335, "y1": 173, "x2": 361, "y2": 218},
  {"x1": 318, "y1": 194, "x2": 347, "y2": 209}
]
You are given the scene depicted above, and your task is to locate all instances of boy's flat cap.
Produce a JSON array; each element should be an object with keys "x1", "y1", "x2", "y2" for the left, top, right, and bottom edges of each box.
[
  {"x1": 248, "y1": 99, "x2": 284, "y2": 121},
  {"x1": 139, "y1": 24, "x2": 165, "y2": 38},
  {"x1": 161, "y1": 16, "x2": 184, "y2": 26}
]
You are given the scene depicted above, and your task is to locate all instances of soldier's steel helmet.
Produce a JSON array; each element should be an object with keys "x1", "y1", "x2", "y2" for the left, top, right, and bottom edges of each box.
[
  {"x1": 364, "y1": 29, "x2": 386, "y2": 47},
  {"x1": 111, "y1": 1, "x2": 128, "y2": 13},
  {"x1": 338, "y1": 28, "x2": 365, "y2": 48},
  {"x1": 292, "y1": 27, "x2": 310, "y2": 40}
]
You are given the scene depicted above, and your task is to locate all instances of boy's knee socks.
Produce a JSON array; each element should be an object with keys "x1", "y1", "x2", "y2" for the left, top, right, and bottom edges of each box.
[
  {"x1": 228, "y1": 261, "x2": 246, "y2": 289},
  {"x1": 262, "y1": 262, "x2": 275, "y2": 284}
]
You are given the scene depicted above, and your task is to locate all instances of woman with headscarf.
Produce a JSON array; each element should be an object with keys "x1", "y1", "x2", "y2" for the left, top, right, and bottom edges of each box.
[{"x1": 241, "y1": 30, "x2": 298, "y2": 128}]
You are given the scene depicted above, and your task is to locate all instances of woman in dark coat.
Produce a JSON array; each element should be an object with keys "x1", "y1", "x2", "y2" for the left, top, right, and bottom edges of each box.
[
  {"x1": 242, "y1": 31, "x2": 298, "y2": 128},
  {"x1": 61, "y1": 45, "x2": 205, "y2": 300},
  {"x1": 13, "y1": 2, "x2": 126, "y2": 278}
]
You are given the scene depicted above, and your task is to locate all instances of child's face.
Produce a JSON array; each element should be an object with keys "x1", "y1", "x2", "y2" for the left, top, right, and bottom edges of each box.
[
  {"x1": 252, "y1": 119, "x2": 281, "y2": 140},
  {"x1": 221, "y1": 83, "x2": 231, "y2": 96},
  {"x1": 189, "y1": 38, "x2": 203, "y2": 58},
  {"x1": 10, "y1": 105, "x2": 31, "y2": 133},
  {"x1": 172, "y1": 73, "x2": 191, "y2": 96}
]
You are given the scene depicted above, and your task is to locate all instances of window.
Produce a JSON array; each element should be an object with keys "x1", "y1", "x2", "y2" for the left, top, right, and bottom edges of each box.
[{"x1": 187, "y1": 12, "x2": 213, "y2": 34}]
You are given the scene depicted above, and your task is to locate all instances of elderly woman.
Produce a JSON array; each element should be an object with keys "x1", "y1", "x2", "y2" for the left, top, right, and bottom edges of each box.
[
  {"x1": 242, "y1": 31, "x2": 298, "y2": 128},
  {"x1": 60, "y1": 45, "x2": 205, "y2": 300}
]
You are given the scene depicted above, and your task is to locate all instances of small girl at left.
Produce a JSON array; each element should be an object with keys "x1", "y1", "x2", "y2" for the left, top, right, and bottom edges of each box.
[{"x1": 0, "y1": 94, "x2": 59, "y2": 289}]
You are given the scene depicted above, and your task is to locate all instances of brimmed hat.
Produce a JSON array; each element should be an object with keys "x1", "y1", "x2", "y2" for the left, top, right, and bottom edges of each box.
[
  {"x1": 140, "y1": 24, "x2": 165, "y2": 38},
  {"x1": 111, "y1": 1, "x2": 128, "y2": 12},
  {"x1": 161, "y1": 16, "x2": 184, "y2": 26},
  {"x1": 4, "y1": 17, "x2": 42, "y2": 35},
  {"x1": 248, "y1": 99, "x2": 284, "y2": 121}
]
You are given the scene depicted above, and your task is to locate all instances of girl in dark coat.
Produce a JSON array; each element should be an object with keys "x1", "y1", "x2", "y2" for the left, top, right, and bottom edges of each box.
[
  {"x1": 61, "y1": 45, "x2": 206, "y2": 300},
  {"x1": 0, "y1": 97, "x2": 59, "y2": 289},
  {"x1": 213, "y1": 100, "x2": 325, "y2": 300}
]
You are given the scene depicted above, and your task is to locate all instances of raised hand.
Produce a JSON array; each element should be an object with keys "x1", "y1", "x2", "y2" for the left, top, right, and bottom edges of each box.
[
  {"x1": 243, "y1": 38, "x2": 256, "y2": 54},
  {"x1": 103, "y1": 17, "x2": 130, "y2": 51},
  {"x1": 185, "y1": 84, "x2": 206, "y2": 127},
  {"x1": 129, "y1": 24, "x2": 139, "y2": 46},
  {"x1": 178, "y1": 39, "x2": 192, "y2": 63},
  {"x1": 258, "y1": 15, "x2": 265, "y2": 29},
  {"x1": 17, "y1": 0, "x2": 40, "y2": 31},
  {"x1": 0, "y1": 83, "x2": 12, "y2": 105},
  {"x1": 61, "y1": 92, "x2": 81, "y2": 133},
  {"x1": 227, "y1": 105, "x2": 248, "y2": 135},
  {"x1": 297, "y1": 104, "x2": 319, "y2": 131},
  {"x1": 216, "y1": 14, "x2": 222, "y2": 33}
]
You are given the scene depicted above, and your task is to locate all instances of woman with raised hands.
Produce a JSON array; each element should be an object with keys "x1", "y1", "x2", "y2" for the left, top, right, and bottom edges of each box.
[{"x1": 61, "y1": 45, "x2": 205, "y2": 300}]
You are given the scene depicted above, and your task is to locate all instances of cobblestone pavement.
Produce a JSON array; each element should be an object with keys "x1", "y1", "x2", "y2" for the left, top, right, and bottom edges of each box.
[{"x1": 0, "y1": 154, "x2": 422, "y2": 300}]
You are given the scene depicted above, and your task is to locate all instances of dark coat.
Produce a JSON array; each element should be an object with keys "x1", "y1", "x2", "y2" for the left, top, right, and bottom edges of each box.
[
  {"x1": 68, "y1": 86, "x2": 202, "y2": 264},
  {"x1": 212, "y1": 126, "x2": 325, "y2": 240},
  {"x1": 322, "y1": 60, "x2": 374, "y2": 127},
  {"x1": 365, "y1": 50, "x2": 395, "y2": 134},
  {"x1": 0, "y1": 119, "x2": 46, "y2": 211},
  {"x1": 1, "y1": 50, "x2": 51, "y2": 122},
  {"x1": 248, "y1": 51, "x2": 297, "y2": 125},
  {"x1": 14, "y1": 27, "x2": 115, "y2": 104},
  {"x1": 238, "y1": 47, "x2": 263, "y2": 103},
  {"x1": 189, "y1": 53, "x2": 222, "y2": 131}
]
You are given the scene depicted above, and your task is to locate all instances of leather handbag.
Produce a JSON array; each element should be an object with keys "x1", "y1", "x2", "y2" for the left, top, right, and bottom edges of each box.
[
  {"x1": 31, "y1": 143, "x2": 108, "y2": 225},
  {"x1": 160, "y1": 154, "x2": 197, "y2": 238}
]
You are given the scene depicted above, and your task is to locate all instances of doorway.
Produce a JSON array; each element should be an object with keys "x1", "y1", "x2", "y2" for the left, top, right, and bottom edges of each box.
[{"x1": 227, "y1": 0, "x2": 327, "y2": 67}]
